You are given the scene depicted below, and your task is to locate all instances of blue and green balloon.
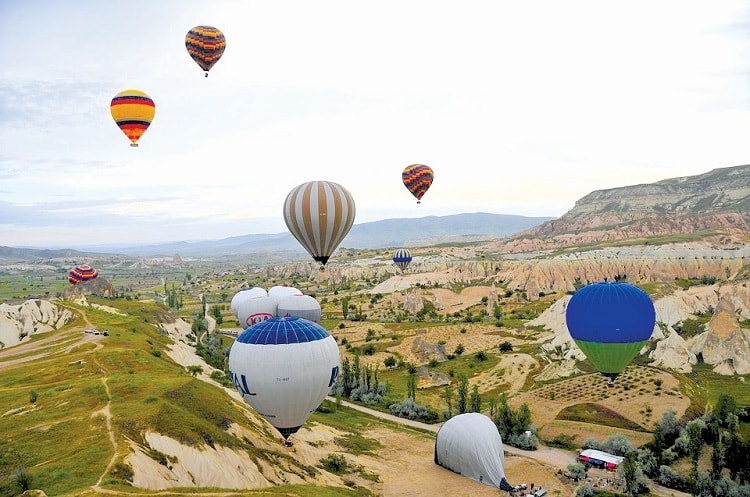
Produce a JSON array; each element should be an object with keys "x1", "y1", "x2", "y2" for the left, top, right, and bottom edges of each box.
[{"x1": 565, "y1": 281, "x2": 656, "y2": 378}]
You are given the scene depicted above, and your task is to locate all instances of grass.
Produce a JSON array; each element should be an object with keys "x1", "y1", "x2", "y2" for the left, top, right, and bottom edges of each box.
[
  {"x1": 1, "y1": 296, "x2": 348, "y2": 496},
  {"x1": 556, "y1": 403, "x2": 647, "y2": 432}
]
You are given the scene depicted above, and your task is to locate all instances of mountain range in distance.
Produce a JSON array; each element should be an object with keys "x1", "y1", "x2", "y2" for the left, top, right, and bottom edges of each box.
[
  {"x1": 3, "y1": 163, "x2": 748, "y2": 261},
  {"x1": 1, "y1": 212, "x2": 555, "y2": 260}
]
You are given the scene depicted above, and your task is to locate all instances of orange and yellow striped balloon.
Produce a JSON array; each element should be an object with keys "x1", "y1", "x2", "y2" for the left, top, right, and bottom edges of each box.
[
  {"x1": 185, "y1": 25, "x2": 226, "y2": 77},
  {"x1": 283, "y1": 181, "x2": 356, "y2": 268},
  {"x1": 110, "y1": 89, "x2": 155, "y2": 147}
]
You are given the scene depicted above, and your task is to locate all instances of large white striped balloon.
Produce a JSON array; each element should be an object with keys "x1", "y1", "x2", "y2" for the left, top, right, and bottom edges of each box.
[{"x1": 283, "y1": 181, "x2": 356, "y2": 268}]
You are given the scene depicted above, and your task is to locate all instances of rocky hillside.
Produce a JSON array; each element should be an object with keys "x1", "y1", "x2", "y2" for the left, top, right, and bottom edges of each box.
[
  {"x1": 502, "y1": 164, "x2": 750, "y2": 252},
  {"x1": 0, "y1": 299, "x2": 74, "y2": 348}
]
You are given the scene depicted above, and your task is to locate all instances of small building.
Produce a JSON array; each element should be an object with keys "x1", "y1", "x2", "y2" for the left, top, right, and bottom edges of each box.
[{"x1": 578, "y1": 449, "x2": 623, "y2": 471}]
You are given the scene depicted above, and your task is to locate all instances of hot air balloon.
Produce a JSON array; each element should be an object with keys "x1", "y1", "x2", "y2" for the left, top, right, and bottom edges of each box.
[
  {"x1": 435, "y1": 413, "x2": 513, "y2": 491},
  {"x1": 277, "y1": 294, "x2": 322, "y2": 323},
  {"x1": 185, "y1": 25, "x2": 226, "y2": 77},
  {"x1": 268, "y1": 285, "x2": 303, "y2": 307},
  {"x1": 392, "y1": 248, "x2": 412, "y2": 272},
  {"x1": 235, "y1": 295, "x2": 277, "y2": 328},
  {"x1": 68, "y1": 265, "x2": 98, "y2": 285},
  {"x1": 565, "y1": 281, "x2": 656, "y2": 383},
  {"x1": 230, "y1": 287, "x2": 268, "y2": 319},
  {"x1": 110, "y1": 89, "x2": 155, "y2": 147},
  {"x1": 283, "y1": 181, "x2": 356, "y2": 269},
  {"x1": 228, "y1": 317, "x2": 340, "y2": 443},
  {"x1": 402, "y1": 164, "x2": 434, "y2": 203}
]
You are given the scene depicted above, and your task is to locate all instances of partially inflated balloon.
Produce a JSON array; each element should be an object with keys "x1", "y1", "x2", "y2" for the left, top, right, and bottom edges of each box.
[
  {"x1": 392, "y1": 248, "x2": 412, "y2": 272},
  {"x1": 402, "y1": 164, "x2": 433, "y2": 203},
  {"x1": 268, "y1": 285, "x2": 303, "y2": 307},
  {"x1": 236, "y1": 295, "x2": 277, "y2": 328},
  {"x1": 283, "y1": 181, "x2": 356, "y2": 268},
  {"x1": 230, "y1": 287, "x2": 268, "y2": 319},
  {"x1": 277, "y1": 295, "x2": 322, "y2": 323},
  {"x1": 185, "y1": 25, "x2": 226, "y2": 77},
  {"x1": 565, "y1": 281, "x2": 656, "y2": 380},
  {"x1": 110, "y1": 89, "x2": 155, "y2": 147},
  {"x1": 69, "y1": 265, "x2": 98, "y2": 285},
  {"x1": 228, "y1": 317, "x2": 340, "y2": 441}
]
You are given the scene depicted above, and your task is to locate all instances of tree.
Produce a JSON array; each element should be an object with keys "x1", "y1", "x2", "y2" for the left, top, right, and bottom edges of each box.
[
  {"x1": 456, "y1": 375, "x2": 469, "y2": 414},
  {"x1": 443, "y1": 384, "x2": 453, "y2": 419},
  {"x1": 684, "y1": 418, "x2": 706, "y2": 476},
  {"x1": 619, "y1": 451, "x2": 639, "y2": 496},
  {"x1": 407, "y1": 372, "x2": 417, "y2": 401},
  {"x1": 454, "y1": 343, "x2": 465, "y2": 356},
  {"x1": 499, "y1": 341, "x2": 513, "y2": 353},
  {"x1": 384, "y1": 356, "x2": 396, "y2": 368},
  {"x1": 187, "y1": 365, "x2": 203, "y2": 377},
  {"x1": 341, "y1": 296, "x2": 351, "y2": 319},
  {"x1": 566, "y1": 462, "x2": 587, "y2": 481},
  {"x1": 713, "y1": 394, "x2": 737, "y2": 427},
  {"x1": 470, "y1": 384, "x2": 481, "y2": 412},
  {"x1": 711, "y1": 436, "x2": 724, "y2": 481}
]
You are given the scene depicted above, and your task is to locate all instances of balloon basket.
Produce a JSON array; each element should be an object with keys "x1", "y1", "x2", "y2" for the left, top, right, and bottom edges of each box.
[{"x1": 130, "y1": 143, "x2": 139, "y2": 147}]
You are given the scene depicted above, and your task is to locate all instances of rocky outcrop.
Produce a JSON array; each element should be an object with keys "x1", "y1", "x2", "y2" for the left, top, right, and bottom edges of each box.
[
  {"x1": 689, "y1": 294, "x2": 750, "y2": 374},
  {"x1": 0, "y1": 299, "x2": 74, "y2": 348},
  {"x1": 62, "y1": 276, "x2": 116, "y2": 299}
]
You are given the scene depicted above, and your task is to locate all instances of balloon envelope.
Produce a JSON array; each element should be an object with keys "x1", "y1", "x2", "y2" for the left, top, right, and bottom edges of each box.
[
  {"x1": 228, "y1": 317, "x2": 340, "y2": 439},
  {"x1": 185, "y1": 25, "x2": 226, "y2": 76},
  {"x1": 392, "y1": 248, "x2": 413, "y2": 272},
  {"x1": 69, "y1": 265, "x2": 98, "y2": 285},
  {"x1": 402, "y1": 164, "x2": 434, "y2": 203},
  {"x1": 435, "y1": 413, "x2": 513, "y2": 491},
  {"x1": 565, "y1": 281, "x2": 656, "y2": 376},
  {"x1": 230, "y1": 287, "x2": 268, "y2": 319},
  {"x1": 110, "y1": 89, "x2": 155, "y2": 146},
  {"x1": 283, "y1": 181, "x2": 356, "y2": 267},
  {"x1": 277, "y1": 295, "x2": 322, "y2": 323},
  {"x1": 268, "y1": 285, "x2": 303, "y2": 306},
  {"x1": 235, "y1": 295, "x2": 277, "y2": 328}
]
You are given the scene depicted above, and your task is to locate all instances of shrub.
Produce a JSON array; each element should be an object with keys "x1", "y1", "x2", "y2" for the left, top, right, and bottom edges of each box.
[
  {"x1": 475, "y1": 351, "x2": 488, "y2": 361},
  {"x1": 657, "y1": 465, "x2": 690, "y2": 492},
  {"x1": 320, "y1": 453, "x2": 348, "y2": 474},
  {"x1": 507, "y1": 432, "x2": 538, "y2": 450},
  {"x1": 384, "y1": 356, "x2": 396, "y2": 368},
  {"x1": 389, "y1": 398, "x2": 439, "y2": 423},
  {"x1": 566, "y1": 462, "x2": 587, "y2": 481},
  {"x1": 499, "y1": 341, "x2": 513, "y2": 352}
]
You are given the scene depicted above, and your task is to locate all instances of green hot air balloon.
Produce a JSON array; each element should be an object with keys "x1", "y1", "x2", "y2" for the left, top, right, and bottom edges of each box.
[{"x1": 565, "y1": 281, "x2": 656, "y2": 384}]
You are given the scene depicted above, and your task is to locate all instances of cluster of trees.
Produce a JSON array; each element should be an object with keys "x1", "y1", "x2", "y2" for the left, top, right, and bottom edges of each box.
[
  {"x1": 333, "y1": 355, "x2": 386, "y2": 405},
  {"x1": 575, "y1": 394, "x2": 750, "y2": 496}
]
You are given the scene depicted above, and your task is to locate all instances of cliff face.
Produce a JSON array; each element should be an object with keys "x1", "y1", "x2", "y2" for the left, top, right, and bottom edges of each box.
[
  {"x1": 0, "y1": 299, "x2": 74, "y2": 348},
  {"x1": 504, "y1": 164, "x2": 750, "y2": 251}
]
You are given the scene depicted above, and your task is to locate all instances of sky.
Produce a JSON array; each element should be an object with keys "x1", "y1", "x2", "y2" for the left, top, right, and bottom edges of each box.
[{"x1": 1, "y1": 0, "x2": 748, "y2": 249}]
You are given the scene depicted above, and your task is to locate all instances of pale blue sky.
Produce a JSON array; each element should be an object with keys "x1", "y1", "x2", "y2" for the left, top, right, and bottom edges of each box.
[{"x1": 1, "y1": 0, "x2": 748, "y2": 248}]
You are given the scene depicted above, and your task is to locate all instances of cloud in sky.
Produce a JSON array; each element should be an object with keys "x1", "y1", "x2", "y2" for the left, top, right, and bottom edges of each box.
[{"x1": 1, "y1": 0, "x2": 748, "y2": 248}]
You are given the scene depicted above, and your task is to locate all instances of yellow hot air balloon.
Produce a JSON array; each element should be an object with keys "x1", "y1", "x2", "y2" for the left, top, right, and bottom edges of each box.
[
  {"x1": 283, "y1": 181, "x2": 356, "y2": 269},
  {"x1": 110, "y1": 89, "x2": 155, "y2": 147}
]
